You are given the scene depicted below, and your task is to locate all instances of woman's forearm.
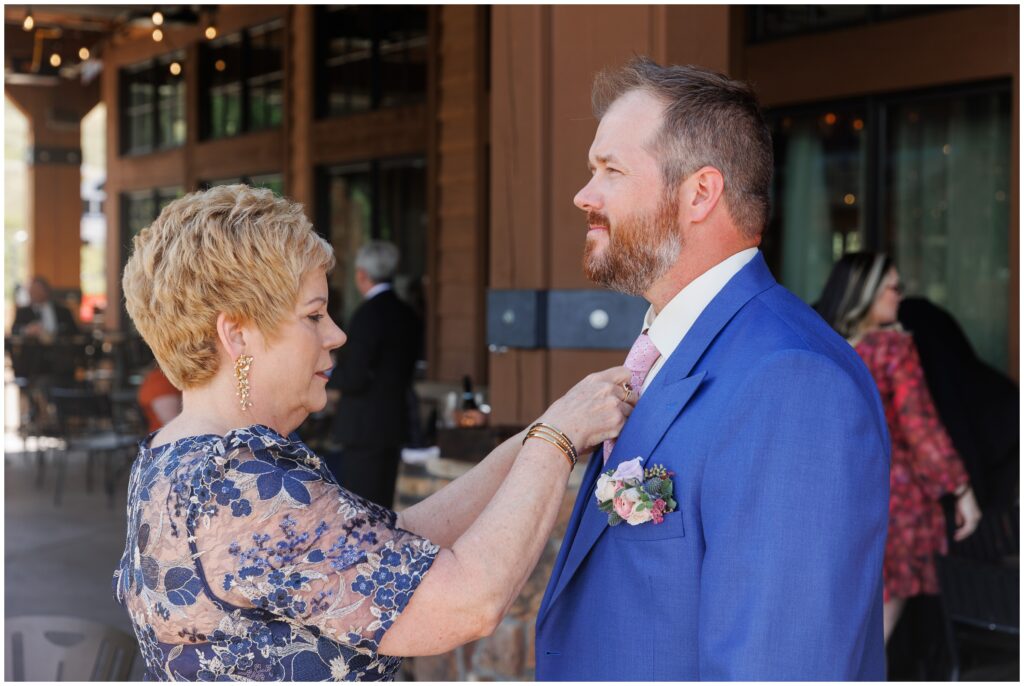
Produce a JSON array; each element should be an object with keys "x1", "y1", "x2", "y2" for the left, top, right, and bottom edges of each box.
[
  {"x1": 396, "y1": 428, "x2": 528, "y2": 548},
  {"x1": 379, "y1": 437, "x2": 572, "y2": 656}
]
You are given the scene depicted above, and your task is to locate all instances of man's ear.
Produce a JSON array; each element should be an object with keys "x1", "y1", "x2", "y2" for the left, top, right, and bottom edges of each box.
[
  {"x1": 681, "y1": 166, "x2": 725, "y2": 225},
  {"x1": 216, "y1": 313, "x2": 249, "y2": 360}
]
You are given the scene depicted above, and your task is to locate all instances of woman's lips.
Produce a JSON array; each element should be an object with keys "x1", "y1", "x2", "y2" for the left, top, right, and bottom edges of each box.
[{"x1": 315, "y1": 370, "x2": 331, "y2": 380}]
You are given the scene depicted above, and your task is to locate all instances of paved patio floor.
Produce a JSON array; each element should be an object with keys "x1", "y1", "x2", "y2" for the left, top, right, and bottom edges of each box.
[{"x1": 4, "y1": 439, "x2": 146, "y2": 680}]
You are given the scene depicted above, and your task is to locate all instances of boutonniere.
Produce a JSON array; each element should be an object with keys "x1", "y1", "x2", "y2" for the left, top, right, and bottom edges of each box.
[{"x1": 594, "y1": 457, "x2": 677, "y2": 526}]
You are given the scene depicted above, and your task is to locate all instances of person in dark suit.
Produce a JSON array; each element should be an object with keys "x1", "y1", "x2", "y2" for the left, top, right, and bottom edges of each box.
[
  {"x1": 11, "y1": 276, "x2": 78, "y2": 342},
  {"x1": 326, "y1": 241, "x2": 422, "y2": 508}
]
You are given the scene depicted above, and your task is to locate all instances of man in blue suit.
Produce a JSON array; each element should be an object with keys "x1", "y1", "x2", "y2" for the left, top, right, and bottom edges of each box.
[{"x1": 535, "y1": 57, "x2": 890, "y2": 680}]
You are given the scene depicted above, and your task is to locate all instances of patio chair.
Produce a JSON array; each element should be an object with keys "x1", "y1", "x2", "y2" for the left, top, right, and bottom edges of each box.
[
  {"x1": 47, "y1": 386, "x2": 140, "y2": 507},
  {"x1": 935, "y1": 503, "x2": 1020, "y2": 681},
  {"x1": 4, "y1": 614, "x2": 137, "y2": 681}
]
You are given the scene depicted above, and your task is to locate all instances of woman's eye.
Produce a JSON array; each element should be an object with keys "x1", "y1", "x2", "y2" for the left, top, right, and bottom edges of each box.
[{"x1": 308, "y1": 314, "x2": 324, "y2": 323}]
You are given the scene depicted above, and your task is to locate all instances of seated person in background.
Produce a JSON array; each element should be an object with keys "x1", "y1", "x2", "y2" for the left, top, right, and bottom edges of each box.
[
  {"x1": 138, "y1": 365, "x2": 183, "y2": 432},
  {"x1": 12, "y1": 276, "x2": 78, "y2": 342}
]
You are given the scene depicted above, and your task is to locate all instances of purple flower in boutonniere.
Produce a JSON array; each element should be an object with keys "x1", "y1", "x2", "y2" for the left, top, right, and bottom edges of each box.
[{"x1": 594, "y1": 457, "x2": 677, "y2": 526}]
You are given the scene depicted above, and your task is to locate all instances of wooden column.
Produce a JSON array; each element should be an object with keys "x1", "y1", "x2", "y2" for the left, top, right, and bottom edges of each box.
[
  {"x1": 433, "y1": 6, "x2": 489, "y2": 384},
  {"x1": 6, "y1": 80, "x2": 99, "y2": 294},
  {"x1": 488, "y1": 6, "x2": 733, "y2": 424}
]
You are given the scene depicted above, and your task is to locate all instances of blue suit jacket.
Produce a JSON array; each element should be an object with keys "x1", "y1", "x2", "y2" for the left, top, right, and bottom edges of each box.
[{"x1": 535, "y1": 253, "x2": 890, "y2": 680}]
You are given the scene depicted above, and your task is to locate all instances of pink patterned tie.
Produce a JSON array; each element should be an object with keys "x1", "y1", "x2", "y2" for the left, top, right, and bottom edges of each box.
[{"x1": 603, "y1": 331, "x2": 661, "y2": 463}]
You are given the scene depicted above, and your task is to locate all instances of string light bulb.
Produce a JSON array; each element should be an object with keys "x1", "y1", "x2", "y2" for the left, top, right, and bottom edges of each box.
[
  {"x1": 79, "y1": 47, "x2": 90, "y2": 61},
  {"x1": 205, "y1": 24, "x2": 218, "y2": 40},
  {"x1": 152, "y1": 11, "x2": 164, "y2": 26},
  {"x1": 169, "y1": 61, "x2": 182, "y2": 76},
  {"x1": 23, "y1": 12, "x2": 34, "y2": 31},
  {"x1": 152, "y1": 28, "x2": 163, "y2": 42},
  {"x1": 49, "y1": 53, "x2": 62, "y2": 68}
]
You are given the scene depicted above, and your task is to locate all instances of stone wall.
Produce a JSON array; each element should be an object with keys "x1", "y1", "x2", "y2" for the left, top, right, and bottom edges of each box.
[{"x1": 394, "y1": 458, "x2": 584, "y2": 680}]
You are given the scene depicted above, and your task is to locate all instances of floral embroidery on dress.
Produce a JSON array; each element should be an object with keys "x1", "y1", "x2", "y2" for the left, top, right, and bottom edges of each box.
[
  {"x1": 113, "y1": 424, "x2": 438, "y2": 681},
  {"x1": 855, "y1": 330, "x2": 968, "y2": 603}
]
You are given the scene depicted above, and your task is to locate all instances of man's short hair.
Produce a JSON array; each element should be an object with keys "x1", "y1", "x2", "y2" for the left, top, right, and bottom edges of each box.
[
  {"x1": 356, "y1": 241, "x2": 400, "y2": 283},
  {"x1": 592, "y1": 57, "x2": 773, "y2": 238}
]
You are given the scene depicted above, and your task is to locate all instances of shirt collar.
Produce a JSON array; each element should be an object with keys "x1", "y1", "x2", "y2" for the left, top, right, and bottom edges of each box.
[
  {"x1": 365, "y1": 283, "x2": 392, "y2": 300},
  {"x1": 643, "y1": 248, "x2": 760, "y2": 359}
]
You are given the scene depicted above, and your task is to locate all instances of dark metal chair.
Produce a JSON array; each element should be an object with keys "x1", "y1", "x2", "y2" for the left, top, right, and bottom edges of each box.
[
  {"x1": 935, "y1": 503, "x2": 1020, "y2": 681},
  {"x1": 47, "y1": 387, "x2": 141, "y2": 507}
]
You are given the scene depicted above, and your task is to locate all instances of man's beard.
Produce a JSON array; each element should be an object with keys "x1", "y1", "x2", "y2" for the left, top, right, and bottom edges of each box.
[{"x1": 582, "y1": 195, "x2": 682, "y2": 296}]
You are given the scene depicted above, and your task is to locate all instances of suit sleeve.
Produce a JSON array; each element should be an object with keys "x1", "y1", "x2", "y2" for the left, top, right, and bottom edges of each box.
[
  {"x1": 330, "y1": 305, "x2": 381, "y2": 395},
  {"x1": 11, "y1": 307, "x2": 33, "y2": 335},
  {"x1": 698, "y1": 350, "x2": 890, "y2": 680}
]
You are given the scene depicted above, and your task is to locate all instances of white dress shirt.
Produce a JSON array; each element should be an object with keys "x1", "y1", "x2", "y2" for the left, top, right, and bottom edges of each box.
[
  {"x1": 364, "y1": 282, "x2": 393, "y2": 300},
  {"x1": 641, "y1": 248, "x2": 759, "y2": 392}
]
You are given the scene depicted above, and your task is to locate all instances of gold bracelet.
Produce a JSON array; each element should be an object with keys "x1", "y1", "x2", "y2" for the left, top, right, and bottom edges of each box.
[
  {"x1": 524, "y1": 432, "x2": 576, "y2": 470},
  {"x1": 523, "y1": 422, "x2": 578, "y2": 469},
  {"x1": 530, "y1": 422, "x2": 579, "y2": 464}
]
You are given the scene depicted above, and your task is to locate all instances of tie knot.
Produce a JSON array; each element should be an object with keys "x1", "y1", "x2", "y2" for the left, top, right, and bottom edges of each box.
[{"x1": 625, "y1": 332, "x2": 661, "y2": 378}]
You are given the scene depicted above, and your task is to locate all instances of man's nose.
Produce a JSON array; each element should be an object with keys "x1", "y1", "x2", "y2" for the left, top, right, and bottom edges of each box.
[{"x1": 574, "y1": 177, "x2": 602, "y2": 212}]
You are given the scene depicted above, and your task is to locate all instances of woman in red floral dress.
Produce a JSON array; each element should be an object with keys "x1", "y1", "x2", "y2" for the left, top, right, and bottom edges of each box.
[{"x1": 816, "y1": 252, "x2": 982, "y2": 642}]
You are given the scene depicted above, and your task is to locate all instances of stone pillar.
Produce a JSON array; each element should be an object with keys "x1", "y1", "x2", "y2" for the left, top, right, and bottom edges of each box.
[{"x1": 6, "y1": 79, "x2": 99, "y2": 294}]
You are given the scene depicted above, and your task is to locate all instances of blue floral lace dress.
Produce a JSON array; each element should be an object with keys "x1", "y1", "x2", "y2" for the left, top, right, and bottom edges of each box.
[{"x1": 112, "y1": 425, "x2": 438, "y2": 681}]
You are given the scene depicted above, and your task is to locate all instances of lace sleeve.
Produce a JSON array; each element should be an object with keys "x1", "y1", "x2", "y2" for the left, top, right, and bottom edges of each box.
[{"x1": 189, "y1": 427, "x2": 438, "y2": 653}]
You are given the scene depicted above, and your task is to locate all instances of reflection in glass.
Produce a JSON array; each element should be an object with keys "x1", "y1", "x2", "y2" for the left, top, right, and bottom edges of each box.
[
  {"x1": 120, "y1": 54, "x2": 186, "y2": 154},
  {"x1": 249, "y1": 21, "x2": 284, "y2": 131},
  {"x1": 326, "y1": 164, "x2": 374, "y2": 325},
  {"x1": 886, "y1": 90, "x2": 1011, "y2": 370},
  {"x1": 322, "y1": 158, "x2": 426, "y2": 326},
  {"x1": 317, "y1": 6, "x2": 428, "y2": 118},
  {"x1": 156, "y1": 52, "x2": 186, "y2": 148},
  {"x1": 768, "y1": 107, "x2": 867, "y2": 302},
  {"x1": 206, "y1": 33, "x2": 243, "y2": 139}
]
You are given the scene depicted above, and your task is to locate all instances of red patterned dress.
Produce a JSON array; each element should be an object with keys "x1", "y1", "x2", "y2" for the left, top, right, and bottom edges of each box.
[{"x1": 854, "y1": 329, "x2": 969, "y2": 602}]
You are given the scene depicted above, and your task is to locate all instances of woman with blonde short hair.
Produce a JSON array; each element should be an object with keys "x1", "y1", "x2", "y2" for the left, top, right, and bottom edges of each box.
[{"x1": 114, "y1": 184, "x2": 635, "y2": 681}]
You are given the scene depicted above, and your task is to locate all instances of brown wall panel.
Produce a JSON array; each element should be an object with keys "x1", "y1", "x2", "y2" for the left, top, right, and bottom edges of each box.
[
  {"x1": 547, "y1": 350, "x2": 632, "y2": 402},
  {"x1": 745, "y1": 6, "x2": 1017, "y2": 107},
  {"x1": 548, "y1": 5, "x2": 659, "y2": 290},
  {"x1": 488, "y1": 350, "x2": 548, "y2": 426},
  {"x1": 432, "y1": 5, "x2": 488, "y2": 384},
  {"x1": 312, "y1": 106, "x2": 428, "y2": 167},
  {"x1": 490, "y1": 5, "x2": 549, "y2": 291},
  {"x1": 191, "y1": 130, "x2": 286, "y2": 181},
  {"x1": 660, "y1": 5, "x2": 733, "y2": 74}
]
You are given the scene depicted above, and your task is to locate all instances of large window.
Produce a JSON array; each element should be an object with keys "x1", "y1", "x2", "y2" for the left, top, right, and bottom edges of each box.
[
  {"x1": 316, "y1": 6, "x2": 429, "y2": 118},
  {"x1": 319, "y1": 158, "x2": 427, "y2": 327},
  {"x1": 766, "y1": 82, "x2": 1012, "y2": 371},
  {"x1": 119, "y1": 52, "x2": 186, "y2": 155},
  {"x1": 201, "y1": 20, "x2": 284, "y2": 140}
]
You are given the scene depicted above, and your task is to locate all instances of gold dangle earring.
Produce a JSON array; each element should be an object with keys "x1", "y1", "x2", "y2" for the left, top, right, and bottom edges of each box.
[{"x1": 235, "y1": 354, "x2": 253, "y2": 411}]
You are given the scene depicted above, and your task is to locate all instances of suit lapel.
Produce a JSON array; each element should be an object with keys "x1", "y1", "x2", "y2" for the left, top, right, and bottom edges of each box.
[{"x1": 537, "y1": 253, "x2": 778, "y2": 623}]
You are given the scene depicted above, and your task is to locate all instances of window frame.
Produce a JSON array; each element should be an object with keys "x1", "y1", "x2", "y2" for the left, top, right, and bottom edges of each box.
[
  {"x1": 764, "y1": 78, "x2": 1011, "y2": 269},
  {"x1": 118, "y1": 51, "x2": 187, "y2": 156},
  {"x1": 314, "y1": 5, "x2": 429, "y2": 119},
  {"x1": 199, "y1": 19, "x2": 285, "y2": 141}
]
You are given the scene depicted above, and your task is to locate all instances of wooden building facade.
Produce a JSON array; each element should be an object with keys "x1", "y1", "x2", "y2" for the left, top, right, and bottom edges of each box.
[{"x1": 10, "y1": 4, "x2": 1017, "y2": 424}]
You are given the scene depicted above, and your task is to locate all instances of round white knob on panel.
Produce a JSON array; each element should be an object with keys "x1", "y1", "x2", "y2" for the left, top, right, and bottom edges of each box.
[{"x1": 589, "y1": 309, "x2": 609, "y2": 330}]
